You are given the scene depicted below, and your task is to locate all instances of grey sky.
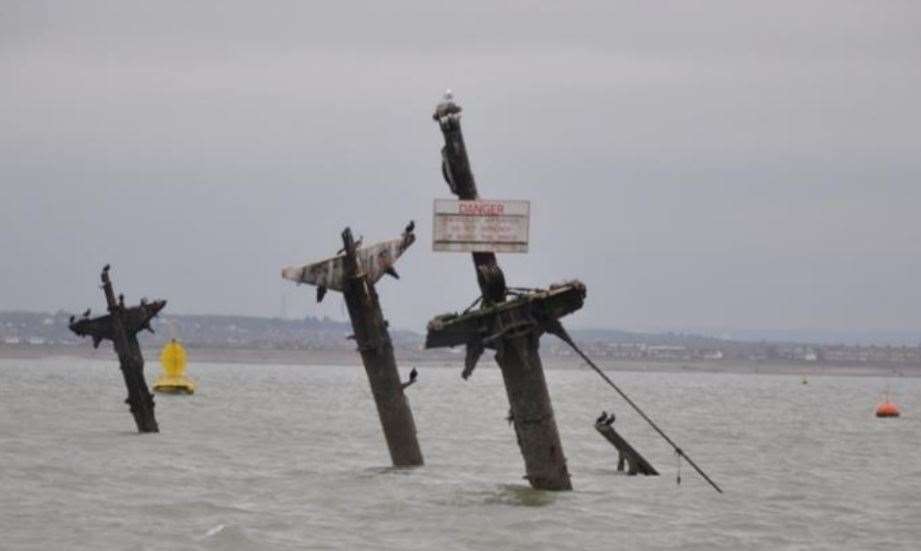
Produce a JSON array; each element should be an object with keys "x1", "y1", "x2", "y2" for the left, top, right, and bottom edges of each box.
[{"x1": 2, "y1": 1, "x2": 920, "y2": 335}]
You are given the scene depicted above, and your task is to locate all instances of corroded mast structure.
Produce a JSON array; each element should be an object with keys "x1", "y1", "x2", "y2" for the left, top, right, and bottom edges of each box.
[
  {"x1": 427, "y1": 94, "x2": 585, "y2": 490},
  {"x1": 282, "y1": 224, "x2": 423, "y2": 467},
  {"x1": 594, "y1": 412, "x2": 658, "y2": 475},
  {"x1": 69, "y1": 265, "x2": 165, "y2": 433}
]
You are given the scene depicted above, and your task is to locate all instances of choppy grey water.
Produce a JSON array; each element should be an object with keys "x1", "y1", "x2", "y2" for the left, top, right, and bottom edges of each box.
[{"x1": 1, "y1": 358, "x2": 919, "y2": 550}]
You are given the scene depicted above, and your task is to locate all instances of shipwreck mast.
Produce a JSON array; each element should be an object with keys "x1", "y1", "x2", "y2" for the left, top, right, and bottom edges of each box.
[
  {"x1": 68, "y1": 265, "x2": 165, "y2": 432},
  {"x1": 427, "y1": 94, "x2": 583, "y2": 490},
  {"x1": 339, "y1": 227, "x2": 424, "y2": 466},
  {"x1": 283, "y1": 225, "x2": 424, "y2": 467}
]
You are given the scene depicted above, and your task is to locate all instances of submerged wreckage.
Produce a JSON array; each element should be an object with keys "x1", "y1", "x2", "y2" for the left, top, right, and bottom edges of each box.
[
  {"x1": 57, "y1": 93, "x2": 720, "y2": 495},
  {"x1": 425, "y1": 93, "x2": 722, "y2": 493},
  {"x1": 426, "y1": 94, "x2": 584, "y2": 491},
  {"x1": 283, "y1": 223, "x2": 424, "y2": 467},
  {"x1": 68, "y1": 265, "x2": 165, "y2": 433}
]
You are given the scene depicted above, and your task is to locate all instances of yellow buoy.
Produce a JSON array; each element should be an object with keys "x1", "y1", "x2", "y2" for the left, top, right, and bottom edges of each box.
[{"x1": 153, "y1": 339, "x2": 196, "y2": 394}]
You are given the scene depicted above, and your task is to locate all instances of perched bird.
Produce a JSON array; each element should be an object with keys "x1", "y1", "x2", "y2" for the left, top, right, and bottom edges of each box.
[
  {"x1": 433, "y1": 90, "x2": 462, "y2": 120},
  {"x1": 506, "y1": 409, "x2": 515, "y2": 425},
  {"x1": 605, "y1": 413, "x2": 616, "y2": 426},
  {"x1": 140, "y1": 297, "x2": 147, "y2": 306},
  {"x1": 596, "y1": 411, "x2": 608, "y2": 424},
  {"x1": 401, "y1": 367, "x2": 419, "y2": 390},
  {"x1": 405, "y1": 220, "x2": 415, "y2": 234},
  {"x1": 69, "y1": 315, "x2": 75, "y2": 324},
  {"x1": 118, "y1": 294, "x2": 125, "y2": 307},
  {"x1": 336, "y1": 236, "x2": 362, "y2": 255},
  {"x1": 103, "y1": 264, "x2": 110, "y2": 272},
  {"x1": 83, "y1": 309, "x2": 91, "y2": 318}
]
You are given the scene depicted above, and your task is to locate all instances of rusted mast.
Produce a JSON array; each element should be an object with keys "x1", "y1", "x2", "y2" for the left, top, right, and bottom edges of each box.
[
  {"x1": 68, "y1": 265, "x2": 165, "y2": 432},
  {"x1": 594, "y1": 413, "x2": 658, "y2": 475},
  {"x1": 429, "y1": 94, "x2": 574, "y2": 490},
  {"x1": 282, "y1": 225, "x2": 424, "y2": 466},
  {"x1": 340, "y1": 227, "x2": 424, "y2": 466}
]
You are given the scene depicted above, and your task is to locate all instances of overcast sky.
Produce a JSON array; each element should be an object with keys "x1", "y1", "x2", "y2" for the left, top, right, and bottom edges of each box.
[{"x1": 2, "y1": 1, "x2": 919, "y2": 336}]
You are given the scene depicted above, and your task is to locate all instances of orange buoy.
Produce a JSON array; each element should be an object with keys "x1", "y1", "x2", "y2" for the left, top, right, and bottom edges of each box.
[{"x1": 876, "y1": 401, "x2": 901, "y2": 418}]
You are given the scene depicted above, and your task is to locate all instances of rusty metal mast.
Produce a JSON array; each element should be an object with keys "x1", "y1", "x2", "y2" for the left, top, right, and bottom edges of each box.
[
  {"x1": 427, "y1": 94, "x2": 584, "y2": 490},
  {"x1": 339, "y1": 227, "x2": 424, "y2": 466},
  {"x1": 69, "y1": 265, "x2": 165, "y2": 433},
  {"x1": 282, "y1": 225, "x2": 424, "y2": 467}
]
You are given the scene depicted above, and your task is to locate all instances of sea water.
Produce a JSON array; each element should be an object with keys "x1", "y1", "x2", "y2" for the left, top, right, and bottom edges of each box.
[{"x1": 1, "y1": 358, "x2": 919, "y2": 550}]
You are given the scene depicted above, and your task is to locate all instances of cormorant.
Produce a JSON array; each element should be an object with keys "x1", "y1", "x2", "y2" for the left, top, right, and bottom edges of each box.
[
  {"x1": 336, "y1": 236, "x2": 362, "y2": 255},
  {"x1": 82, "y1": 309, "x2": 91, "y2": 318},
  {"x1": 596, "y1": 411, "x2": 608, "y2": 424},
  {"x1": 605, "y1": 413, "x2": 616, "y2": 426},
  {"x1": 405, "y1": 220, "x2": 415, "y2": 234},
  {"x1": 103, "y1": 264, "x2": 110, "y2": 272},
  {"x1": 118, "y1": 294, "x2": 125, "y2": 307},
  {"x1": 69, "y1": 315, "x2": 75, "y2": 324},
  {"x1": 400, "y1": 367, "x2": 418, "y2": 390}
]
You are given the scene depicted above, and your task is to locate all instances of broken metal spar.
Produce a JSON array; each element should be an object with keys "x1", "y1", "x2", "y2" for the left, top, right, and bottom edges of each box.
[{"x1": 551, "y1": 324, "x2": 724, "y2": 494}]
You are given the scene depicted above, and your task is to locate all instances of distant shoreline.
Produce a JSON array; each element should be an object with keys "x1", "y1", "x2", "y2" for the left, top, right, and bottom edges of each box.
[{"x1": 2, "y1": 344, "x2": 918, "y2": 378}]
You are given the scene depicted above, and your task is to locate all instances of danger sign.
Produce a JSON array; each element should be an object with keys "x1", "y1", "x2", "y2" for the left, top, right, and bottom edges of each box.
[{"x1": 433, "y1": 199, "x2": 530, "y2": 253}]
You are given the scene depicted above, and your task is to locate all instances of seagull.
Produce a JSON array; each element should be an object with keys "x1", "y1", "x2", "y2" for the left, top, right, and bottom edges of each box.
[{"x1": 433, "y1": 90, "x2": 462, "y2": 120}]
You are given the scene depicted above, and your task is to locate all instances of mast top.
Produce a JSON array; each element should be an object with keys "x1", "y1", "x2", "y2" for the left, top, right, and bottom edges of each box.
[{"x1": 433, "y1": 90, "x2": 462, "y2": 122}]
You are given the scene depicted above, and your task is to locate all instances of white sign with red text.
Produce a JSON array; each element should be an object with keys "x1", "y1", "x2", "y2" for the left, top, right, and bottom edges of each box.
[{"x1": 433, "y1": 199, "x2": 530, "y2": 253}]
